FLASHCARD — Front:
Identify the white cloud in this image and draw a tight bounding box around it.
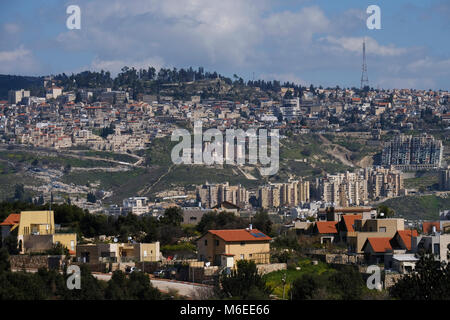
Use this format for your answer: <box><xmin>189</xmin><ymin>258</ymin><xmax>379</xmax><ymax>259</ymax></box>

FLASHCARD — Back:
<box><xmin>407</xmin><ymin>57</ymin><xmax>450</xmax><ymax>76</ymax></box>
<box><xmin>259</xmin><ymin>72</ymin><xmax>308</xmax><ymax>86</ymax></box>
<box><xmin>3</xmin><ymin>23</ymin><xmax>21</xmax><ymax>34</ymax></box>
<box><xmin>378</xmin><ymin>77</ymin><xmax>436</xmax><ymax>90</ymax></box>
<box><xmin>0</xmin><ymin>46</ymin><xmax>41</xmax><ymax>74</ymax></box>
<box><xmin>264</xmin><ymin>6</ymin><xmax>330</xmax><ymax>41</ymax></box>
<box><xmin>9</xmin><ymin>0</ymin><xmax>445</xmax><ymax>89</ymax></box>
<box><xmin>90</xmin><ymin>56</ymin><xmax>165</xmax><ymax>75</ymax></box>
<box><xmin>0</xmin><ymin>46</ymin><xmax>30</xmax><ymax>62</ymax></box>
<box><xmin>320</xmin><ymin>36</ymin><xmax>407</xmax><ymax>56</ymax></box>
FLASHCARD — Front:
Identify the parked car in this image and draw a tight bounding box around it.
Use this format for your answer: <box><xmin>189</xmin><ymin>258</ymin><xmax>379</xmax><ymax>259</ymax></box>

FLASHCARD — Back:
<box><xmin>153</xmin><ymin>270</ymin><xmax>165</xmax><ymax>278</ymax></box>
<box><xmin>164</xmin><ymin>267</ymin><xmax>177</xmax><ymax>279</ymax></box>
<box><xmin>125</xmin><ymin>266</ymin><xmax>141</xmax><ymax>274</ymax></box>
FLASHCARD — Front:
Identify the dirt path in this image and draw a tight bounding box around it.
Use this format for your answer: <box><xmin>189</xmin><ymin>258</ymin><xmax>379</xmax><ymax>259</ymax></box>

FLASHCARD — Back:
<box><xmin>138</xmin><ymin>164</ymin><xmax>175</xmax><ymax>196</ymax></box>
<box><xmin>318</xmin><ymin>134</ymin><xmax>355</xmax><ymax>167</ymax></box>
<box><xmin>237</xmin><ymin>166</ymin><xmax>257</xmax><ymax>180</ymax></box>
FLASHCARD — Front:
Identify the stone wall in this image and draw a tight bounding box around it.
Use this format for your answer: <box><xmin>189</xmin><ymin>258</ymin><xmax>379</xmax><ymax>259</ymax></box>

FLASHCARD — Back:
<box><xmin>9</xmin><ymin>255</ymin><xmax>65</xmax><ymax>270</ymax></box>
<box><xmin>307</xmin><ymin>253</ymin><xmax>365</xmax><ymax>265</ymax></box>
<box><xmin>384</xmin><ymin>273</ymin><xmax>404</xmax><ymax>289</ymax></box>
<box><xmin>188</xmin><ymin>266</ymin><xmax>219</xmax><ymax>283</ymax></box>
<box><xmin>257</xmin><ymin>263</ymin><xmax>287</xmax><ymax>275</ymax></box>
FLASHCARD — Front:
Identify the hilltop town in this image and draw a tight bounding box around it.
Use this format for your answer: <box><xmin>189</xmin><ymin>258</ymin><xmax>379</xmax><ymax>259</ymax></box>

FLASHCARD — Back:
<box><xmin>1</xmin><ymin>68</ymin><xmax>450</xmax><ymax>300</ymax></box>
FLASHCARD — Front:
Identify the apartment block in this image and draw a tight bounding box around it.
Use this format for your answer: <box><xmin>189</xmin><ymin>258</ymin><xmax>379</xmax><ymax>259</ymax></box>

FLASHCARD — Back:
<box><xmin>382</xmin><ymin>134</ymin><xmax>443</xmax><ymax>170</ymax></box>
<box><xmin>258</xmin><ymin>180</ymin><xmax>310</xmax><ymax>209</ymax></box>
<box><xmin>8</xmin><ymin>89</ymin><xmax>30</xmax><ymax>104</ymax></box>
<box><xmin>197</xmin><ymin>182</ymin><xmax>249</xmax><ymax>209</ymax></box>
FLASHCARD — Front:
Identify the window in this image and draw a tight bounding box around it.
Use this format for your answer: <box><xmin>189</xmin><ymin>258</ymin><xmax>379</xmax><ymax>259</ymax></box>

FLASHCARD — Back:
<box><xmin>144</xmin><ymin>250</ymin><xmax>147</xmax><ymax>257</ymax></box>
<box><xmin>379</xmin><ymin>227</ymin><xmax>387</xmax><ymax>232</ymax></box>
<box><xmin>249</xmin><ymin>254</ymin><xmax>253</xmax><ymax>258</ymax></box>
<box><xmin>240</xmin><ymin>242</ymin><xmax>245</xmax><ymax>246</ymax></box>
<box><xmin>215</xmin><ymin>240</ymin><xmax>219</xmax><ymax>246</ymax></box>
<box><xmin>70</xmin><ymin>240</ymin><xmax>75</xmax><ymax>251</ymax></box>
<box><xmin>240</xmin><ymin>254</ymin><xmax>244</xmax><ymax>260</ymax></box>
<box><xmin>204</xmin><ymin>240</ymin><xmax>208</xmax><ymax>246</ymax></box>
<box><xmin>434</xmin><ymin>243</ymin><xmax>440</xmax><ymax>255</ymax></box>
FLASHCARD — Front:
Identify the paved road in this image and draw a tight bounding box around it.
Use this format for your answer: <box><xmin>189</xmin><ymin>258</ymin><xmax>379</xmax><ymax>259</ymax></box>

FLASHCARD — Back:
<box><xmin>12</xmin><ymin>268</ymin><xmax>212</xmax><ymax>299</ymax></box>
<box><xmin>92</xmin><ymin>273</ymin><xmax>212</xmax><ymax>298</ymax></box>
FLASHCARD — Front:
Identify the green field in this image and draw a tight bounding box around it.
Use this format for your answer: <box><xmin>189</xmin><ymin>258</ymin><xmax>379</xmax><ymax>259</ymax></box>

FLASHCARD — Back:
<box><xmin>0</xmin><ymin>173</ymin><xmax>43</xmax><ymax>201</ymax></box>
<box><xmin>404</xmin><ymin>171</ymin><xmax>439</xmax><ymax>191</ymax></box>
<box><xmin>81</xmin><ymin>150</ymin><xmax>138</xmax><ymax>163</ymax></box>
<box><xmin>263</xmin><ymin>258</ymin><xmax>334</xmax><ymax>298</ymax></box>
<box><xmin>380</xmin><ymin>195</ymin><xmax>450</xmax><ymax>220</ymax></box>
<box><xmin>0</xmin><ymin>151</ymin><xmax>114</xmax><ymax>168</ymax></box>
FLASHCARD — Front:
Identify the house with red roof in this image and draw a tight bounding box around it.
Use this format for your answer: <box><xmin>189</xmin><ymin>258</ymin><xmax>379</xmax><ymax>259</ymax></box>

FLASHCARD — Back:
<box><xmin>197</xmin><ymin>227</ymin><xmax>271</xmax><ymax>267</ymax></box>
<box><xmin>392</xmin><ymin>230</ymin><xmax>419</xmax><ymax>251</ymax></box>
<box><xmin>361</xmin><ymin>229</ymin><xmax>423</xmax><ymax>270</ymax></box>
<box><xmin>0</xmin><ymin>213</ymin><xmax>21</xmax><ymax>240</ymax></box>
<box><xmin>313</xmin><ymin>221</ymin><xmax>338</xmax><ymax>244</ymax></box>
<box><xmin>361</xmin><ymin>237</ymin><xmax>394</xmax><ymax>264</ymax></box>
<box><xmin>337</xmin><ymin>214</ymin><xmax>362</xmax><ymax>242</ymax></box>
<box><xmin>422</xmin><ymin>221</ymin><xmax>441</xmax><ymax>234</ymax></box>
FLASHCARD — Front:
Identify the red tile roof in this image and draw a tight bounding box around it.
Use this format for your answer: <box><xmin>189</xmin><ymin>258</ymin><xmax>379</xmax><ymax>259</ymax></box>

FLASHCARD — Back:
<box><xmin>315</xmin><ymin>221</ymin><xmax>338</xmax><ymax>234</ymax></box>
<box><xmin>341</xmin><ymin>214</ymin><xmax>362</xmax><ymax>232</ymax></box>
<box><xmin>208</xmin><ymin>229</ymin><xmax>271</xmax><ymax>242</ymax></box>
<box><xmin>396</xmin><ymin>230</ymin><xmax>419</xmax><ymax>250</ymax></box>
<box><xmin>422</xmin><ymin>222</ymin><xmax>440</xmax><ymax>234</ymax></box>
<box><xmin>364</xmin><ymin>237</ymin><xmax>393</xmax><ymax>253</ymax></box>
<box><xmin>0</xmin><ymin>213</ymin><xmax>20</xmax><ymax>226</ymax></box>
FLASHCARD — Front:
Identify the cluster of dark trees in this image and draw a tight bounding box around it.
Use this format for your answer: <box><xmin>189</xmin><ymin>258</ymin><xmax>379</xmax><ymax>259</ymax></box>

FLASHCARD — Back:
<box><xmin>196</xmin><ymin>210</ymin><xmax>273</xmax><ymax>236</ymax></box>
<box><xmin>52</xmin><ymin>66</ymin><xmax>349</xmax><ymax>101</ymax></box>
<box><xmin>99</xmin><ymin>123</ymin><xmax>115</xmax><ymax>138</ymax></box>
<box><xmin>0</xmin><ymin>75</ymin><xmax>44</xmax><ymax>99</ymax></box>
<box><xmin>2</xmin><ymin>64</ymin><xmax>387</xmax><ymax>105</ymax></box>
<box><xmin>215</xmin><ymin>260</ymin><xmax>272</xmax><ymax>300</ymax></box>
<box><xmin>0</xmin><ymin>248</ymin><xmax>165</xmax><ymax>300</ymax></box>
<box><xmin>53</xmin><ymin>66</ymin><xmax>229</xmax><ymax>97</ymax></box>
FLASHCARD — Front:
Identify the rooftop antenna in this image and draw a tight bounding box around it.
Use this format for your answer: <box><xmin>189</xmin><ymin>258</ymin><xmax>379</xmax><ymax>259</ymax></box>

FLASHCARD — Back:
<box><xmin>360</xmin><ymin>38</ymin><xmax>369</xmax><ymax>90</ymax></box>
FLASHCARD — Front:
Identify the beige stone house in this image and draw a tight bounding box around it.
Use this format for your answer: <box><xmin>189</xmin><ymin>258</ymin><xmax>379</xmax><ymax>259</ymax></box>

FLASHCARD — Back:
<box><xmin>196</xmin><ymin>228</ymin><xmax>271</xmax><ymax>267</ymax></box>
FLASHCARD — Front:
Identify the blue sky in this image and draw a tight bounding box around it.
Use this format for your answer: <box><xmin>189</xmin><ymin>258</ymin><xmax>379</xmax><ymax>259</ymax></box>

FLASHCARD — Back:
<box><xmin>0</xmin><ymin>0</ymin><xmax>448</xmax><ymax>90</ymax></box>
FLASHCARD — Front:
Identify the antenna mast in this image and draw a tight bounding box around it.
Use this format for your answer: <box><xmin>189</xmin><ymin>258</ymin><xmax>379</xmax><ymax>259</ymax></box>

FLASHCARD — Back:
<box><xmin>360</xmin><ymin>38</ymin><xmax>369</xmax><ymax>89</ymax></box>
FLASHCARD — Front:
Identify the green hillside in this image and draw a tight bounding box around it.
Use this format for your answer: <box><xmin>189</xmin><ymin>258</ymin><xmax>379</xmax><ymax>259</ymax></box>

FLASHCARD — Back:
<box><xmin>380</xmin><ymin>195</ymin><xmax>450</xmax><ymax>220</ymax></box>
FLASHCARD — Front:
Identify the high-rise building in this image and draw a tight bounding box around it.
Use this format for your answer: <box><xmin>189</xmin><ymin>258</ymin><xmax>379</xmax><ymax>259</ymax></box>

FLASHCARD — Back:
<box><xmin>439</xmin><ymin>167</ymin><xmax>450</xmax><ymax>191</ymax></box>
<box><xmin>258</xmin><ymin>186</ymin><xmax>271</xmax><ymax>209</ymax></box>
<box><xmin>8</xmin><ymin>89</ymin><xmax>30</xmax><ymax>104</ymax></box>
<box><xmin>258</xmin><ymin>180</ymin><xmax>310</xmax><ymax>209</ymax></box>
<box><xmin>197</xmin><ymin>182</ymin><xmax>249</xmax><ymax>209</ymax></box>
<box><xmin>319</xmin><ymin>167</ymin><xmax>405</xmax><ymax>207</ymax></box>
<box><xmin>382</xmin><ymin>134</ymin><xmax>443</xmax><ymax>170</ymax></box>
